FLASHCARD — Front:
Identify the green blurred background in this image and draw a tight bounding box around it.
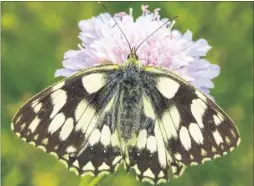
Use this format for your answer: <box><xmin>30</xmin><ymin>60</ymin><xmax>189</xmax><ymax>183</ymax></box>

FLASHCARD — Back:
<box><xmin>1</xmin><ymin>2</ymin><xmax>253</xmax><ymax>186</ymax></box>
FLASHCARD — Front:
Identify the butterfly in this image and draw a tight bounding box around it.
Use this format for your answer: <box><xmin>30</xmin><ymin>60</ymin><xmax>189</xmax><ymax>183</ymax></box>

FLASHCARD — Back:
<box><xmin>11</xmin><ymin>47</ymin><xmax>240</xmax><ymax>185</ymax></box>
<box><xmin>11</xmin><ymin>9</ymin><xmax>240</xmax><ymax>184</ymax></box>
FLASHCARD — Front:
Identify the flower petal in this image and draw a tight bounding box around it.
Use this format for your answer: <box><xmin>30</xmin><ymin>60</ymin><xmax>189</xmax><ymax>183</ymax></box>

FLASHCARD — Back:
<box><xmin>55</xmin><ymin>68</ymin><xmax>77</xmax><ymax>77</ymax></box>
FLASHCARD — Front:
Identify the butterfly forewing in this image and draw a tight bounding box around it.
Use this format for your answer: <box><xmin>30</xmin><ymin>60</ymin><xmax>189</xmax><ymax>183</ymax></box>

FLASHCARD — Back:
<box><xmin>11</xmin><ymin>64</ymin><xmax>124</xmax><ymax>176</ymax></box>
<box><xmin>143</xmin><ymin>66</ymin><xmax>240</xmax><ymax>175</ymax></box>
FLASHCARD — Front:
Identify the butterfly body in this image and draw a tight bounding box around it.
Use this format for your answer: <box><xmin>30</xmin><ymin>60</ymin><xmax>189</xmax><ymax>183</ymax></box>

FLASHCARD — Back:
<box><xmin>12</xmin><ymin>50</ymin><xmax>240</xmax><ymax>185</ymax></box>
<box><xmin>117</xmin><ymin>60</ymin><xmax>145</xmax><ymax>141</ymax></box>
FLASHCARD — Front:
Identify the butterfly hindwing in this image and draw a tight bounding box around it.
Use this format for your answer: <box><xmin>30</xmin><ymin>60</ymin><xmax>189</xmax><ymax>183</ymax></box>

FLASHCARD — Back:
<box><xmin>119</xmin><ymin>95</ymin><xmax>168</xmax><ymax>185</ymax></box>
<box><xmin>144</xmin><ymin>66</ymin><xmax>240</xmax><ymax>176</ymax></box>
<box><xmin>11</xmin><ymin>64</ymin><xmax>123</xmax><ymax>176</ymax></box>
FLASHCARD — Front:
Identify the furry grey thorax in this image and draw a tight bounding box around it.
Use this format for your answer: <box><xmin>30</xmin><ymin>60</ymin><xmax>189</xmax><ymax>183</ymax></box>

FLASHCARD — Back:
<box><xmin>117</xmin><ymin>61</ymin><xmax>144</xmax><ymax>141</ymax></box>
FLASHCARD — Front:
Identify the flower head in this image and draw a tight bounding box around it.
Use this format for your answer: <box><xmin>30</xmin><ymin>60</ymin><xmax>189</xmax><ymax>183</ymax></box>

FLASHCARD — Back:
<box><xmin>55</xmin><ymin>5</ymin><xmax>220</xmax><ymax>96</ymax></box>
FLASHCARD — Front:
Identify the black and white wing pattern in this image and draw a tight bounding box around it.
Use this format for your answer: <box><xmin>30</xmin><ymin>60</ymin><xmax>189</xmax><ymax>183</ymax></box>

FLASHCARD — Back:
<box><xmin>11</xmin><ymin>64</ymin><xmax>123</xmax><ymax>176</ymax></box>
<box><xmin>133</xmin><ymin>66</ymin><xmax>240</xmax><ymax>182</ymax></box>
<box><xmin>12</xmin><ymin>60</ymin><xmax>240</xmax><ymax>185</ymax></box>
<box><xmin>123</xmin><ymin>95</ymin><xmax>171</xmax><ymax>185</ymax></box>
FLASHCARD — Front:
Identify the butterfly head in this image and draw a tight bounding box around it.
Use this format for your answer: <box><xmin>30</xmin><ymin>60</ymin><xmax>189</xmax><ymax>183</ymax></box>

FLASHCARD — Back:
<box><xmin>126</xmin><ymin>47</ymin><xmax>139</xmax><ymax>65</ymax></box>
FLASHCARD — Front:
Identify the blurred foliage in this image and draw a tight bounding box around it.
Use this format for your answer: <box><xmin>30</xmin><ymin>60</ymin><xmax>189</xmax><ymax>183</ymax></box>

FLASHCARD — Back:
<box><xmin>1</xmin><ymin>2</ymin><xmax>253</xmax><ymax>186</ymax></box>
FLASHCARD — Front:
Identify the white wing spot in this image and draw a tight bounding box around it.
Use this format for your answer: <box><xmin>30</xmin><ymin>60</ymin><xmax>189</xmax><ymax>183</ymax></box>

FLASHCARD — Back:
<box><xmin>189</xmin><ymin>123</ymin><xmax>204</xmax><ymax>144</ymax></box>
<box><xmin>174</xmin><ymin>152</ymin><xmax>182</xmax><ymax>160</ymax></box>
<box><xmin>16</xmin><ymin>132</ymin><xmax>21</xmax><ymax>137</ymax></box>
<box><xmin>28</xmin><ymin>116</ymin><xmax>41</xmax><ymax>133</ymax></box>
<box><xmin>132</xmin><ymin>164</ymin><xmax>141</xmax><ymax>175</ymax></box>
<box><xmin>157</xmin><ymin>77</ymin><xmax>180</xmax><ymax>99</ymax></box>
<box><xmin>75</xmin><ymin>106</ymin><xmax>96</xmax><ymax>133</ymax></box>
<box><xmin>146</xmin><ymin>136</ymin><xmax>157</xmax><ymax>153</ymax></box>
<box><xmin>89</xmin><ymin>129</ymin><xmax>100</xmax><ymax>146</ymax></box>
<box><xmin>212</xmin><ymin>146</ymin><xmax>217</xmax><ymax>153</ymax></box>
<box><xmin>201</xmin><ymin>148</ymin><xmax>207</xmax><ymax>156</ymax></box>
<box><xmin>225</xmin><ymin>136</ymin><xmax>231</xmax><ymax>144</ymax></box>
<box><xmin>143</xmin><ymin>168</ymin><xmax>155</xmax><ymax>179</ymax></box>
<box><xmin>154</xmin><ymin>122</ymin><xmax>167</xmax><ymax>168</ymax></box>
<box><xmin>34</xmin><ymin>103</ymin><xmax>42</xmax><ymax>113</ymax></box>
<box><xmin>75</xmin><ymin>100</ymin><xmax>88</xmax><ymax>121</ymax></box>
<box><xmin>179</xmin><ymin>126</ymin><xmax>192</xmax><ymax>150</ymax></box>
<box><xmin>212</xmin><ymin>129</ymin><xmax>223</xmax><ymax>146</ymax></box>
<box><xmin>34</xmin><ymin>134</ymin><xmax>39</xmax><ymax>140</ymax></box>
<box><xmin>10</xmin><ymin>122</ymin><xmax>14</xmax><ymax>131</ymax></box>
<box><xmin>169</xmin><ymin>105</ymin><xmax>181</xmax><ymax>129</ymax></box>
<box><xmin>223</xmin><ymin>151</ymin><xmax>228</xmax><ymax>156</ymax></box>
<box><xmin>16</xmin><ymin>115</ymin><xmax>22</xmax><ymax>124</ymax></box>
<box><xmin>161</xmin><ymin>105</ymin><xmax>180</xmax><ymax>139</ymax></box>
<box><xmin>42</xmin><ymin>138</ymin><xmax>48</xmax><ymax>145</ymax></box>
<box><xmin>112</xmin><ymin>156</ymin><xmax>122</xmax><ymax>165</ymax></box>
<box><xmin>29</xmin><ymin>141</ymin><xmax>36</xmax><ymax>146</ymax></box>
<box><xmin>202</xmin><ymin>157</ymin><xmax>211</xmax><ymax>164</ymax></box>
<box><xmin>104</xmin><ymin>95</ymin><xmax>115</xmax><ymax>112</ymax></box>
<box><xmin>82</xmin><ymin>73</ymin><xmax>105</xmax><ymax>94</ymax></box>
<box><xmin>100</xmin><ymin>125</ymin><xmax>111</xmax><ymax>146</ymax></box>
<box><xmin>229</xmin><ymin>147</ymin><xmax>234</xmax><ymax>152</ymax></box>
<box><xmin>158</xmin><ymin>121</ymin><xmax>168</xmax><ymax>144</ymax></box>
<box><xmin>73</xmin><ymin>160</ymin><xmax>79</xmax><ymax>168</ymax></box>
<box><xmin>31</xmin><ymin>99</ymin><xmax>39</xmax><ymax>108</ymax></box>
<box><xmin>213</xmin><ymin>154</ymin><xmax>221</xmax><ymax>159</ymax></box>
<box><xmin>161</xmin><ymin>112</ymin><xmax>177</xmax><ymax>139</ymax></box>
<box><xmin>137</xmin><ymin>129</ymin><xmax>147</xmax><ymax>149</ymax></box>
<box><xmin>48</xmin><ymin>113</ymin><xmax>66</xmax><ymax>134</ymax></box>
<box><xmin>20</xmin><ymin>122</ymin><xmax>26</xmax><ymax>130</ymax></box>
<box><xmin>191</xmin><ymin>99</ymin><xmax>207</xmax><ymax>128</ymax></box>
<box><xmin>213</xmin><ymin>114</ymin><xmax>221</xmax><ymax>126</ymax></box>
<box><xmin>217</xmin><ymin>112</ymin><xmax>224</xmax><ymax>121</ymax></box>
<box><xmin>38</xmin><ymin>145</ymin><xmax>46</xmax><ymax>152</ymax></box>
<box><xmin>111</xmin><ymin>131</ymin><xmax>120</xmax><ymax>147</ymax></box>
<box><xmin>82</xmin><ymin>161</ymin><xmax>95</xmax><ymax>171</ymax></box>
<box><xmin>195</xmin><ymin>90</ymin><xmax>207</xmax><ymax>101</ymax></box>
<box><xmin>62</xmin><ymin>153</ymin><xmax>70</xmax><ymax>159</ymax></box>
<box><xmin>231</xmin><ymin>129</ymin><xmax>236</xmax><ymax>138</ymax></box>
<box><xmin>85</xmin><ymin>117</ymin><xmax>98</xmax><ymax>138</ymax></box>
<box><xmin>54</xmin><ymin>145</ymin><xmax>59</xmax><ymax>150</ymax></box>
<box><xmin>158</xmin><ymin>171</ymin><xmax>164</xmax><ymax>178</ymax></box>
<box><xmin>237</xmin><ymin>138</ymin><xmax>241</xmax><ymax>146</ymax></box>
<box><xmin>21</xmin><ymin>137</ymin><xmax>27</xmax><ymax>142</ymax></box>
<box><xmin>59</xmin><ymin>118</ymin><xmax>74</xmax><ymax>141</ymax></box>
<box><xmin>52</xmin><ymin>81</ymin><xmax>65</xmax><ymax>91</ymax></box>
<box><xmin>143</xmin><ymin>96</ymin><xmax>156</xmax><ymax>119</ymax></box>
<box><xmin>171</xmin><ymin>165</ymin><xmax>177</xmax><ymax>173</ymax></box>
<box><xmin>66</xmin><ymin>146</ymin><xmax>77</xmax><ymax>153</ymax></box>
<box><xmin>190</xmin><ymin>162</ymin><xmax>198</xmax><ymax>166</ymax></box>
<box><xmin>50</xmin><ymin>90</ymin><xmax>67</xmax><ymax>118</ymax></box>
<box><xmin>98</xmin><ymin>162</ymin><xmax>110</xmax><ymax>170</ymax></box>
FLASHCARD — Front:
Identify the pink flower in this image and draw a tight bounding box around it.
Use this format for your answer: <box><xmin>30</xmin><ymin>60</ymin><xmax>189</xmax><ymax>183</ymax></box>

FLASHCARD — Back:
<box><xmin>55</xmin><ymin>5</ymin><xmax>220</xmax><ymax>96</ymax></box>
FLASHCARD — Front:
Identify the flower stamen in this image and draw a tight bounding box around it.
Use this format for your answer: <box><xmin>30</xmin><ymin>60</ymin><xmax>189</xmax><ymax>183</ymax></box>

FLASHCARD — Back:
<box><xmin>141</xmin><ymin>5</ymin><xmax>150</xmax><ymax>16</ymax></box>
<box><xmin>129</xmin><ymin>8</ymin><xmax>133</xmax><ymax>18</ymax></box>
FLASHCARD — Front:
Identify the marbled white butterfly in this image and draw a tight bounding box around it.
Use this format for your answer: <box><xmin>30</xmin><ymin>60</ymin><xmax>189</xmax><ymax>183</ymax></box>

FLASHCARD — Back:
<box><xmin>11</xmin><ymin>9</ymin><xmax>240</xmax><ymax>185</ymax></box>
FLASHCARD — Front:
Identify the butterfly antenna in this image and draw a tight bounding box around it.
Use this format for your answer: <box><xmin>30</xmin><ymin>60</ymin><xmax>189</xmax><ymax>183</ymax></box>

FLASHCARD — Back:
<box><xmin>99</xmin><ymin>2</ymin><xmax>132</xmax><ymax>53</ymax></box>
<box><xmin>135</xmin><ymin>15</ymin><xmax>179</xmax><ymax>53</ymax></box>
